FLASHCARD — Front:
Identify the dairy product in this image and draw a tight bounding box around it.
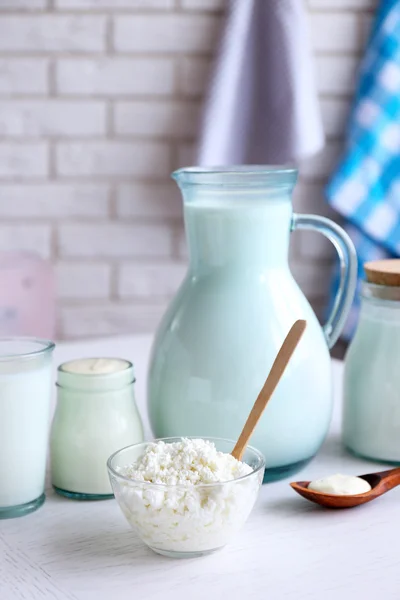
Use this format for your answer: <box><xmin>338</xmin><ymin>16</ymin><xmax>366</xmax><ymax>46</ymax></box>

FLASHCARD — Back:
<box><xmin>0</xmin><ymin>339</ymin><xmax>54</xmax><ymax>514</ymax></box>
<box><xmin>121</xmin><ymin>438</ymin><xmax>252</xmax><ymax>484</ymax></box>
<box><xmin>308</xmin><ymin>473</ymin><xmax>371</xmax><ymax>495</ymax></box>
<box><xmin>51</xmin><ymin>358</ymin><xmax>143</xmax><ymax>497</ymax></box>
<box><xmin>0</xmin><ymin>365</ymin><xmax>52</xmax><ymax>508</ymax></box>
<box><xmin>61</xmin><ymin>358</ymin><xmax>130</xmax><ymax>375</ymax></box>
<box><xmin>114</xmin><ymin>438</ymin><xmax>262</xmax><ymax>553</ymax></box>
<box><xmin>148</xmin><ymin>194</ymin><xmax>335</xmax><ymax>483</ymax></box>
<box><xmin>343</xmin><ymin>285</ymin><xmax>400</xmax><ymax>463</ymax></box>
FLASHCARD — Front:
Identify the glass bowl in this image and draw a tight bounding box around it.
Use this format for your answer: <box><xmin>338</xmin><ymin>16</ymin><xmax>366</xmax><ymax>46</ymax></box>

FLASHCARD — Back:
<box><xmin>107</xmin><ymin>437</ymin><xmax>265</xmax><ymax>559</ymax></box>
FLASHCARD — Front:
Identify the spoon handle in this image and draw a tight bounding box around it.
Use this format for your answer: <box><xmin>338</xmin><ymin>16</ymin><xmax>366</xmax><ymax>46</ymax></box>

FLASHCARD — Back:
<box><xmin>231</xmin><ymin>319</ymin><xmax>306</xmax><ymax>461</ymax></box>
<box><xmin>370</xmin><ymin>467</ymin><xmax>400</xmax><ymax>492</ymax></box>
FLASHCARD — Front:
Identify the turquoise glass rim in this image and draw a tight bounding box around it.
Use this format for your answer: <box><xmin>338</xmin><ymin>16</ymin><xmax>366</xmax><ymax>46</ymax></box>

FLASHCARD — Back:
<box><xmin>172</xmin><ymin>165</ymin><xmax>298</xmax><ymax>188</ymax></box>
<box><xmin>0</xmin><ymin>337</ymin><xmax>55</xmax><ymax>362</ymax></box>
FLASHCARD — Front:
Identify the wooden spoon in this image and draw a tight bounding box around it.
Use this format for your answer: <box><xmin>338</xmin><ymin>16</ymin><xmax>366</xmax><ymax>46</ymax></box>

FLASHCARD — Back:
<box><xmin>291</xmin><ymin>467</ymin><xmax>400</xmax><ymax>509</ymax></box>
<box><xmin>231</xmin><ymin>319</ymin><xmax>306</xmax><ymax>461</ymax></box>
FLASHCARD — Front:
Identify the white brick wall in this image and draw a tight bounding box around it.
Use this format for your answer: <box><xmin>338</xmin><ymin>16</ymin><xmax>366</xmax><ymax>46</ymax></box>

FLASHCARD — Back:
<box><xmin>0</xmin><ymin>16</ymin><xmax>107</xmax><ymax>52</ymax></box>
<box><xmin>0</xmin><ymin>0</ymin><xmax>46</xmax><ymax>9</ymax></box>
<box><xmin>0</xmin><ymin>59</ymin><xmax>48</xmax><ymax>94</ymax></box>
<box><xmin>320</xmin><ymin>98</ymin><xmax>351</xmax><ymax>137</ymax></box>
<box><xmin>178</xmin><ymin>58</ymin><xmax>212</xmax><ymax>96</ymax></box>
<box><xmin>0</xmin><ymin>101</ymin><xmax>106</xmax><ymax>137</ymax></box>
<box><xmin>55</xmin><ymin>0</ymin><xmax>174</xmax><ymax>9</ymax></box>
<box><xmin>0</xmin><ymin>224</ymin><xmax>51</xmax><ymax>258</ymax></box>
<box><xmin>56</xmin><ymin>263</ymin><xmax>111</xmax><ymax>300</ymax></box>
<box><xmin>0</xmin><ymin>143</ymin><xmax>48</xmax><ymax>178</ymax></box>
<box><xmin>180</xmin><ymin>0</ymin><xmax>224</xmax><ymax>9</ymax></box>
<box><xmin>299</xmin><ymin>141</ymin><xmax>343</xmax><ymax>179</ymax></box>
<box><xmin>0</xmin><ymin>184</ymin><xmax>109</xmax><ymax>217</ymax></box>
<box><xmin>315</xmin><ymin>56</ymin><xmax>359</xmax><ymax>94</ymax></box>
<box><xmin>114</xmin><ymin>14</ymin><xmax>221</xmax><ymax>53</ymax></box>
<box><xmin>59</xmin><ymin>304</ymin><xmax>167</xmax><ymax>338</ymax></box>
<box><xmin>118</xmin><ymin>262</ymin><xmax>186</xmax><ymax>298</ymax></box>
<box><xmin>114</xmin><ymin>101</ymin><xmax>200</xmax><ymax>138</ymax></box>
<box><xmin>116</xmin><ymin>182</ymin><xmax>181</xmax><ymax>218</ymax></box>
<box><xmin>58</xmin><ymin>223</ymin><xmax>174</xmax><ymax>258</ymax></box>
<box><xmin>0</xmin><ymin>0</ymin><xmax>377</xmax><ymax>339</ymax></box>
<box><xmin>56</xmin><ymin>141</ymin><xmax>171</xmax><ymax>177</ymax></box>
<box><xmin>57</xmin><ymin>58</ymin><xmax>175</xmax><ymax>96</ymax></box>
<box><xmin>309</xmin><ymin>0</ymin><xmax>376</xmax><ymax>8</ymax></box>
<box><xmin>309</xmin><ymin>13</ymin><xmax>361</xmax><ymax>52</ymax></box>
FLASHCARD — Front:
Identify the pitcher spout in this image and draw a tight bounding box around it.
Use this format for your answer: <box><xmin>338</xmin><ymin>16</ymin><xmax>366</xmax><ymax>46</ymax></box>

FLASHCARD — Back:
<box><xmin>173</xmin><ymin>166</ymin><xmax>297</xmax><ymax>271</ymax></box>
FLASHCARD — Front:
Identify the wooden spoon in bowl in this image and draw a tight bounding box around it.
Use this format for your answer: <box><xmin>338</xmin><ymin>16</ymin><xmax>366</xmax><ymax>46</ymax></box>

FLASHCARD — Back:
<box><xmin>291</xmin><ymin>467</ymin><xmax>400</xmax><ymax>509</ymax></box>
<box><xmin>231</xmin><ymin>319</ymin><xmax>306</xmax><ymax>461</ymax></box>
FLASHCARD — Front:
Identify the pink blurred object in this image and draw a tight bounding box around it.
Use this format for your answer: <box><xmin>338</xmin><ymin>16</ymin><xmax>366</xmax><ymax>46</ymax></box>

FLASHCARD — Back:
<box><xmin>0</xmin><ymin>252</ymin><xmax>55</xmax><ymax>339</ymax></box>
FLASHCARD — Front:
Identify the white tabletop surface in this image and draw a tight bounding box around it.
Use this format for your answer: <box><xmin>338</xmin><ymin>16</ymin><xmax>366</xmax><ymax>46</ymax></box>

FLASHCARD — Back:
<box><xmin>1</xmin><ymin>335</ymin><xmax>399</xmax><ymax>600</ymax></box>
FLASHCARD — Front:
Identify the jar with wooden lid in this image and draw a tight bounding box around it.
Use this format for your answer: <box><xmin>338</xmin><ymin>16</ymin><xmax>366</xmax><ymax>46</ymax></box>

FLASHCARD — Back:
<box><xmin>343</xmin><ymin>259</ymin><xmax>400</xmax><ymax>462</ymax></box>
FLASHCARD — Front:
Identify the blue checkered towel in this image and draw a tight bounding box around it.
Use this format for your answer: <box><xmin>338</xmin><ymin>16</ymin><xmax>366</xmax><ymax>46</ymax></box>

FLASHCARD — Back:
<box><xmin>326</xmin><ymin>0</ymin><xmax>400</xmax><ymax>340</ymax></box>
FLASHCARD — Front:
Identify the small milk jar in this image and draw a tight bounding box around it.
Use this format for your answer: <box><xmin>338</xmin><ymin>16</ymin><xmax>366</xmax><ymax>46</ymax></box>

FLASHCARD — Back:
<box><xmin>343</xmin><ymin>260</ymin><xmax>400</xmax><ymax>463</ymax></box>
<box><xmin>50</xmin><ymin>358</ymin><xmax>144</xmax><ymax>499</ymax></box>
<box><xmin>0</xmin><ymin>338</ymin><xmax>54</xmax><ymax>519</ymax></box>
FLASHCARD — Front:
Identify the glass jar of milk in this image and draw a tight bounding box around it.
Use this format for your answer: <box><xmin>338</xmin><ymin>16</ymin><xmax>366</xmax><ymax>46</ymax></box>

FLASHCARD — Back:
<box><xmin>343</xmin><ymin>260</ymin><xmax>400</xmax><ymax>462</ymax></box>
<box><xmin>0</xmin><ymin>338</ymin><xmax>55</xmax><ymax>519</ymax></box>
<box><xmin>50</xmin><ymin>358</ymin><xmax>144</xmax><ymax>499</ymax></box>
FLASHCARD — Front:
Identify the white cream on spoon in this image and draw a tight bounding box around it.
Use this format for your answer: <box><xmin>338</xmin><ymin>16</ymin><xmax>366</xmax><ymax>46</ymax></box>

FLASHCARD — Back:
<box><xmin>308</xmin><ymin>473</ymin><xmax>372</xmax><ymax>496</ymax></box>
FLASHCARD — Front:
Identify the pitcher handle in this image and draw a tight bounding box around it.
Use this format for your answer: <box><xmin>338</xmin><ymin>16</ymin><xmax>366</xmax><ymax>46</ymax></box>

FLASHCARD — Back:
<box><xmin>291</xmin><ymin>213</ymin><xmax>357</xmax><ymax>349</ymax></box>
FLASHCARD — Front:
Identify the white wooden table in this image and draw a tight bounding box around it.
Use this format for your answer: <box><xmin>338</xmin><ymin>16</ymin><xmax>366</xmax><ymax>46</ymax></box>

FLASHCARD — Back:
<box><xmin>1</xmin><ymin>335</ymin><xmax>400</xmax><ymax>600</ymax></box>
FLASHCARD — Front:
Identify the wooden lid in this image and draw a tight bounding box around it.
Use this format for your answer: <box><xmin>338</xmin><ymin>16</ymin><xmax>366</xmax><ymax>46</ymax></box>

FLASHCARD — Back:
<box><xmin>364</xmin><ymin>259</ymin><xmax>400</xmax><ymax>286</ymax></box>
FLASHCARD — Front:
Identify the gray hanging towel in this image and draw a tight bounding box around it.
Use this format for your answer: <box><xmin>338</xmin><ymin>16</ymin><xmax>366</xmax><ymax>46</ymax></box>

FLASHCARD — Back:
<box><xmin>197</xmin><ymin>0</ymin><xmax>324</xmax><ymax>165</ymax></box>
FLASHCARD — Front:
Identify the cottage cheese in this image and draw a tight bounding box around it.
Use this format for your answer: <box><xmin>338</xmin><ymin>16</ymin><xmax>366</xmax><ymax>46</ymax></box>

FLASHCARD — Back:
<box><xmin>115</xmin><ymin>438</ymin><xmax>262</xmax><ymax>553</ymax></box>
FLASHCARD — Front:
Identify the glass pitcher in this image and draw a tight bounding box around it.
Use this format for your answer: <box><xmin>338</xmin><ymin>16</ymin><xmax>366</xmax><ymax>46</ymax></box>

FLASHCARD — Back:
<box><xmin>148</xmin><ymin>166</ymin><xmax>357</xmax><ymax>481</ymax></box>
